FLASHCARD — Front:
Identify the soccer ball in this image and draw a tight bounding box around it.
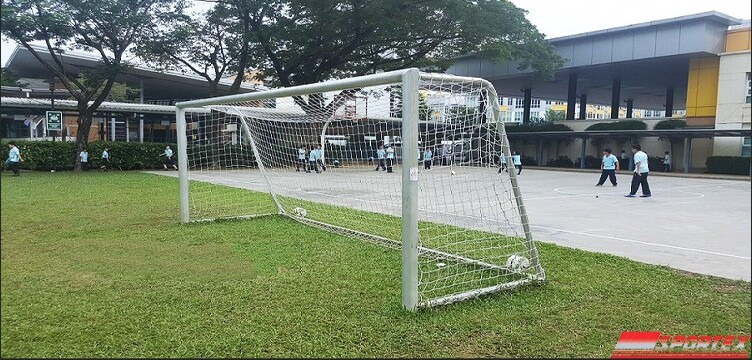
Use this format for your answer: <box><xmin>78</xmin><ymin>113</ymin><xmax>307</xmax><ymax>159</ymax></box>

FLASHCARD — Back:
<box><xmin>505</xmin><ymin>254</ymin><xmax>530</xmax><ymax>273</ymax></box>
<box><xmin>292</xmin><ymin>207</ymin><xmax>307</xmax><ymax>218</ymax></box>
<box><xmin>436</xmin><ymin>262</ymin><xmax>447</xmax><ymax>269</ymax></box>
<box><xmin>450</xmin><ymin>170</ymin><xmax>456</xmax><ymax>175</ymax></box>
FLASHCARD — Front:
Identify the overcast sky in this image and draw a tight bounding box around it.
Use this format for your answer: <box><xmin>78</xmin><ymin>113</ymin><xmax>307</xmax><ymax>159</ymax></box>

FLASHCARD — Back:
<box><xmin>2</xmin><ymin>0</ymin><xmax>750</xmax><ymax>67</ymax></box>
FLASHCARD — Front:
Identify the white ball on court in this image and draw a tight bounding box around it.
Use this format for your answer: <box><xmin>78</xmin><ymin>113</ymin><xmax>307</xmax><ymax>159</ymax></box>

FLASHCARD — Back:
<box><xmin>50</xmin><ymin>170</ymin><xmax>55</xmax><ymax>173</ymax></box>
<box><xmin>505</xmin><ymin>254</ymin><xmax>530</xmax><ymax>272</ymax></box>
<box><xmin>450</xmin><ymin>170</ymin><xmax>456</xmax><ymax>175</ymax></box>
<box><xmin>436</xmin><ymin>262</ymin><xmax>447</xmax><ymax>268</ymax></box>
<box><xmin>292</xmin><ymin>207</ymin><xmax>307</xmax><ymax>218</ymax></box>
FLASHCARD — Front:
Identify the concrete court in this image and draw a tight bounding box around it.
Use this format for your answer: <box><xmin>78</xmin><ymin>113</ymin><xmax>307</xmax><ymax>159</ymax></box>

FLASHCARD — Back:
<box><xmin>153</xmin><ymin>167</ymin><xmax>751</xmax><ymax>281</ymax></box>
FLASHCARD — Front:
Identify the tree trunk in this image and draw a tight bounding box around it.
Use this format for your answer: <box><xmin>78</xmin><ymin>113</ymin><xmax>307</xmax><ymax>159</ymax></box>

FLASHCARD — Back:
<box><xmin>74</xmin><ymin>108</ymin><xmax>94</xmax><ymax>171</ymax></box>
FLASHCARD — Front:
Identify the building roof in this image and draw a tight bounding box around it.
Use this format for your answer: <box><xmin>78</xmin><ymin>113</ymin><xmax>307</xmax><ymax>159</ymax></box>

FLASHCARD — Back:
<box><xmin>4</xmin><ymin>44</ymin><xmax>266</xmax><ymax>101</ymax></box>
<box><xmin>0</xmin><ymin>96</ymin><xmax>209</xmax><ymax>115</ymax></box>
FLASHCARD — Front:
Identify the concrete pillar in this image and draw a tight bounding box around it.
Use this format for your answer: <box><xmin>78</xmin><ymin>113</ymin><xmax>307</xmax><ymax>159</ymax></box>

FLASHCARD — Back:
<box><xmin>110</xmin><ymin>114</ymin><xmax>116</xmax><ymax>141</ymax></box>
<box><xmin>611</xmin><ymin>78</ymin><xmax>621</xmax><ymax>119</ymax></box>
<box><xmin>537</xmin><ymin>138</ymin><xmax>544</xmax><ymax>166</ymax></box>
<box><xmin>578</xmin><ymin>94</ymin><xmax>587</xmax><ymax>120</ymax></box>
<box><xmin>683</xmin><ymin>137</ymin><xmax>692</xmax><ymax>173</ymax></box>
<box><xmin>580</xmin><ymin>137</ymin><xmax>587</xmax><ymax>169</ymax></box>
<box><xmin>522</xmin><ymin>88</ymin><xmax>532</xmax><ymax>124</ymax></box>
<box><xmin>665</xmin><ymin>87</ymin><xmax>674</xmax><ymax>117</ymax></box>
<box><xmin>125</xmin><ymin>118</ymin><xmax>130</xmax><ymax>142</ymax></box>
<box><xmin>626</xmin><ymin>100</ymin><xmax>633</xmax><ymax>118</ymax></box>
<box><xmin>567</xmin><ymin>73</ymin><xmax>577</xmax><ymax>120</ymax></box>
<box><xmin>139</xmin><ymin>78</ymin><xmax>145</xmax><ymax>143</ymax></box>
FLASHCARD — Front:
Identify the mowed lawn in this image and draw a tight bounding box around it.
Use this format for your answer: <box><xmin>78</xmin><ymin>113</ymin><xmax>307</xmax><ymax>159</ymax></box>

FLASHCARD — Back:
<box><xmin>1</xmin><ymin>172</ymin><xmax>749</xmax><ymax>358</ymax></box>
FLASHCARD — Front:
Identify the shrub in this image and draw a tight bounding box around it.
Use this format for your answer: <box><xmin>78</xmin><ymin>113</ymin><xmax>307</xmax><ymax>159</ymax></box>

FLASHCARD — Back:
<box><xmin>520</xmin><ymin>155</ymin><xmax>537</xmax><ymax>166</ymax></box>
<box><xmin>504</xmin><ymin>123</ymin><xmax>573</xmax><ymax>132</ymax></box>
<box><xmin>573</xmin><ymin>155</ymin><xmax>602</xmax><ymax>169</ymax></box>
<box><xmin>585</xmin><ymin>121</ymin><xmax>647</xmax><ymax>131</ymax></box>
<box><xmin>1</xmin><ymin>141</ymin><xmax>177</xmax><ymax>171</ymax></box>
<box><xmin>653</xmin><ymin>119</ymin><xmax>687</xmax><ymax>130</ymax></box>
<box><xmin>547</xmin><ymin>155</ymin><xmax>574</xmax><ymax>168</ymax></box>
<box><xmin>706</xmin><ymin>156</ymin><xmax>751</xmax><ymax>175</ymax></box>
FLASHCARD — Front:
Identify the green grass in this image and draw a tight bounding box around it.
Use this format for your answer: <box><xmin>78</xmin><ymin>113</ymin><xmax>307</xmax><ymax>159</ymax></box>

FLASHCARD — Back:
<box><xmin>1</xmin><ymin>172</ymin><xmax>750</xmax><ymax>358</ymax></box>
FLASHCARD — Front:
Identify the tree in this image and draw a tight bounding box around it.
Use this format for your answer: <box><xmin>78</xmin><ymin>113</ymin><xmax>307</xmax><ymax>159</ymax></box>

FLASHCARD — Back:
<box><xmin>135</xmin><ymin>1</ymin><xmax>251</xmax><ymax>97</ymax></box>
<box><xmin>544</xmin><ymin>108</ymin><xmax>566</xmax><ymax>121</ymax></box>
<box><xmin>229</xmin><ymin>0</ymin><xmax>563</xmax><ymax>114</ymax></box>
<box><xmin>1</xmin><ymin>68</ymin><xmax>20</xmax><ymax>86</ymax></box>
<box><xmin>1</xmin><ymin>0</ymin><xmax>183</xmax><ymax>170</ymax></box>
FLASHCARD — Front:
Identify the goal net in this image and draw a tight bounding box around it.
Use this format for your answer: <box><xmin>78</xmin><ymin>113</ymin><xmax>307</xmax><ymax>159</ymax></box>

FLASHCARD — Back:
<box><xmin>176</xmin><ymin>69</ymin><xmax>544</xmax><ymax>310</ymax></box>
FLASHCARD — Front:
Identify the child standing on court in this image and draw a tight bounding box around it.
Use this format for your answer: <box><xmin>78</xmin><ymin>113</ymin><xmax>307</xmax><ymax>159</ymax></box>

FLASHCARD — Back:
<box><xmin>662</xmin><ymin>151</ymin><xmax>671</xmax><ymax>172</ymax></box>
<box><xmin>374</xmin><ymin>145</ymin><xmax>386</xmax><ymax>171</ymax></box>
<box><xmin>596</xmin><ymin>148</ymin><xmax>619</xmax><ymax>186</ymax></box>
<box><xmin>386</xmin><ymin>145</ymin><xmax>395</xmax><ymax>173</ymax></box>
<box><xmin>625</xmin><ymin>143</ymin><xmax>651</xmax><ymax>198</ymax></box>
<box><xmin>307</xmin><ymin>144</ymin><xmax>320</xmax><ymax>173</ymax></box>
<box><xmin>423</xmin><ymin>147</ymin><xmax>433</xmax><ymax>170</ymax></box>
<box><xmin>512</xmin><ymin>151</ymin><xmax>522</xmax><ymax>175</ymax></box>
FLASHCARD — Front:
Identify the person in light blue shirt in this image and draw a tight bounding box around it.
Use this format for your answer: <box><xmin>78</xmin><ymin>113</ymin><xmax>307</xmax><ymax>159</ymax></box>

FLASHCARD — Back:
<box><xmin>307</xmin><ymin>144</ymin><xmax>320</xmax><ymax>173</ymax></box>
<box><xmin>511</xmin><ymin>151</ymin><xmax>522</xmax><ymax>175</ymax></box>
<box><xmin>374</xmin><ymin>145</ymin><xmax>386</xmax><ymax>171</ymax></box>
<box><xmin>79</xmin><ymin>148</ymin><xmax>90</xmax><ymax>171</ymax></box>
<box><xmin>596</xmin><ymin>147</ymin><xmax>620</xmax><ymax>186</ymax></box>
<box><xmin>625</xmin><ymin>143</ymin><xmax>651</xmax><ymax>198</ymax></box>
<box><xmin>99</xmin><ymin>147</ymin><xmax>110</xmax><ymax>171</ymax></box>
<box><xmin>160</xmin><ymin>146</ymin><xmax>178</xmax><ymax>170</ymax></box>
<box><xmin>662</xmin><ymin>151</ymin><xmax>671</xmax><ymax>172</ymax></box>
<box><xmin>315</xmin><ymin>144</ymin><xmax>327</xmax><ymax>171</ymax></box>
<box><xmin>423</xmin><ymin>148</ymin><xmax>433</xmax><ymax>170</ymax></box>
<box><xmin>497</xmin><ymin>151</ymin><xmax>508</xmax><ymax>173</ymax></box>
<box><xmin>296</xmin><ymin>145</ymin><xmax>306</xmax><ymax>172</ymax></box>
<box><xmin>6</xmin><ymin>142</ymin><xmax>22</xmax><ymax>176</ymax></box>
<box><xmin>385</xmin><ymin>145</ymin><xmax>395</xmax><ymax>173</ymax></box>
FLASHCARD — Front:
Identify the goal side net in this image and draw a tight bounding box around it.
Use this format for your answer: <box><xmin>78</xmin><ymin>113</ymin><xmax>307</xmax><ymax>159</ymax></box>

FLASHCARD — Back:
<box><xmin>175</xmin><ymin>69</ymin><xmax>544</xmax><ymax>310</ymax></box>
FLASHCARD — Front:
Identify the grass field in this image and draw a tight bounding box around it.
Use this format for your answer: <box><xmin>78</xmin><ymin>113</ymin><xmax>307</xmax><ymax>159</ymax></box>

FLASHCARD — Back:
<box><xmin>1</xmin><ymin>171</ymin><xmax>750</xmax><ymax>357</ymax></box>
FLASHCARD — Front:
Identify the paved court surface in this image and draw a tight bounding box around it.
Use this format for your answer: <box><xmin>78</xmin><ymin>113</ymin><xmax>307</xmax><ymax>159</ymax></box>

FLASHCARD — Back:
<box><xmin>152</xmin><ymin>167</ymin><xmax>751</xmax><ymax>281</ymax></box>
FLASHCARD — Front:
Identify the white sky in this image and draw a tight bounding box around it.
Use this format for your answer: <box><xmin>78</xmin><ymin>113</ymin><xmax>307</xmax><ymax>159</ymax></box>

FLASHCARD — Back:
<box><xmin>1</xmin><ymin>0</ymin><xmax>750</xmax><ymax>67</ymax></box>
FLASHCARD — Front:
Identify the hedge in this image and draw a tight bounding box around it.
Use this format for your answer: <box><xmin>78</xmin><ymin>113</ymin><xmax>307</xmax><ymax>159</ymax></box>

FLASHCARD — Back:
<box><xmin>547</xmin><ymin>155</ymin><xmax>575</xmax><ymax>168</ymax></box>
<box><xmin>706</xmin><ymin>156</ymin><xmax>751</xmax><ymax>175</ymax></box>
<box><xmin>653</xmin><ymin>119</ymin><xmax>687</xmax><ymax>130</ymax></box>
<box><xmin>505</xmin><ymin>123</ymin><xmax>573</xmax><ymax>132</ymax></box>
<box><xmin>585</xmin><ymin>121</ymin><xmax>647</xmax><ymax>131</ymax></box>
<box><xmin>1</xmin><ymin>141</ymin><xmax>260</xmax><ymax>171</ymax></box>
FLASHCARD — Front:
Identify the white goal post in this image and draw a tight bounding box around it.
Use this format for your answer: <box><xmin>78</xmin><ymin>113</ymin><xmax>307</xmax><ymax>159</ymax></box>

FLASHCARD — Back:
<box><xmin>175</xmin><ymin>68</ymin><xmax>544</xmax><ymax>310</ymax></box>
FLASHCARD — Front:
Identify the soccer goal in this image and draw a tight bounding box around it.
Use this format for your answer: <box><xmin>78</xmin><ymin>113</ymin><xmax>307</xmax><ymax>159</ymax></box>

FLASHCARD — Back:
<box><xmin>175</xmin><ymin>68</ymin><xmax>544</xmax><ymax>310</ymax></box>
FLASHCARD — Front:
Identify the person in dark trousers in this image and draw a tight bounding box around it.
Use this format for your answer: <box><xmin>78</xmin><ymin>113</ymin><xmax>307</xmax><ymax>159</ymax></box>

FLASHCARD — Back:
<box><xmin>374</xmin><ymin>145</ymin><xmax>386</xmax><ymax>171</ymax></box>
<box><xmin>625</xmin><ymin>143</ymin><xmax>651</xmax><ymax>198</ymax></box>
<box><xmin>99</xmin><ymin>147</ymin><xmax>111</xmax><ymax>171</ymax></box>
<box><xmin>79</xmin><ymin>148</ymin><xmax>90</xmax><ymax>171</ymax></box>
<box><xmin>596</xmin><ymin>148</ymin><xmax>619</xmax><ymax>186</ymax></box>
<box><xmin>5</xmin><ymin>142</ymin><xmax>22</xmax><ymax>176</ymax></box>
<box><xmin>307</xmin><ymin>144</ymin><xmax>320</xmax><ymax>173</ymax></box>
<box><xmin>423</xmin><ymin>147</ymin><xmax>433</xmax><ymax>170</ymax></box>
<box><xmin>296</xmin><ymin>145</ymin><xmax>306</xmax><ymax>172</ymax></box>
<box><xmin>511</xmin><ymin>151</ymin><xmax>522</xmax><ymax>175</ymax></box>
<box><xmin>160</xmin><ymin>146</ymin><xmax>178</xmax><ymax>170</ymax></box>
<box><xmin>315</xmin><ymin>144</ymin><xmax>327</xmax><ymax>171</ymax></box>
<box><xmin>385</xmin><ymin>145</ymin><xmax>395</xmax><ymax>173</ymax></box>
<box><xmin>619</xmin><ymin>150</ymin><xmax>629</xmax><ymax>171</ymax></box>
<box><xmin>662</xmin><ymin>151</ymin><xmax>671</xmax><ymax>172</ymax></box>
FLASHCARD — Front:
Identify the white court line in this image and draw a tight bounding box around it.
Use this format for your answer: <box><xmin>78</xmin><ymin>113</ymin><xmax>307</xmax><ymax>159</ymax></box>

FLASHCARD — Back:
<box><xmin>530</xmin><ymin>225</ymin><xmax>751</xmax><ymax>260</ymax></box>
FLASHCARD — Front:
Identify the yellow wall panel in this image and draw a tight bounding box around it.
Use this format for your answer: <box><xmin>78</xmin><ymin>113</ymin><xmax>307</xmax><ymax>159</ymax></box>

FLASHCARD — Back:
<box><xmin>685</xmin><ymin>57</ymin><xmax>719</xmax><ymax>118</ymax></box>
<box><xmin>725</xmin><ymin>29</ymin><xmax>752</xmax><ymax>52</ymax></box>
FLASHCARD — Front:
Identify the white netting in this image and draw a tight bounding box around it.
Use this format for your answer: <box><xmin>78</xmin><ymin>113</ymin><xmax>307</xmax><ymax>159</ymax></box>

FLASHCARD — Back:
<box><xmin>179</xmin><ymin>72</ymin><xmax>544</xmax><ymax>308</ymax></box>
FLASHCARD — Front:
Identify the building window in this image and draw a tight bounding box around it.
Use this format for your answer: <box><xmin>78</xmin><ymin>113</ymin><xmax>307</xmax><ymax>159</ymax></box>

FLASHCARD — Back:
<box><xmin>513</xmin><ymin>98</ymin><xmax>523</xmax><ymax>109</ymax></box>
<box><xmin>746</xmin><ymin>73</ymin><xmax>751</xmax><ymax>104</ymax></box>
<box><xmin>531</xmin><ymin>99</ymin><xmax>541</xmax><ymax>108</ymax></box>
<box><xmin>742</xmin><ymin>137</ymin><xmax>751</xmax><ymax>157</ymax></box>
<box><xmin>513</xmin><ymin>112</ymin><xmax>523</xmax><ymax>122</ymax></box>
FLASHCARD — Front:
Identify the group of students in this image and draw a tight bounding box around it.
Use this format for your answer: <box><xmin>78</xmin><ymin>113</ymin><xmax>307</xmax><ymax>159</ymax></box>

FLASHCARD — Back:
<box><xmin>497</xmin><ymin>151</ymin><xmax>523</xmax><ymax>175</ymax></box>
<box><xmin>296</xmin><ymin>144</ymin><xmax>327</xmax><ymax>173</ymax></box>
<box><xmin>596</xmin><ymin>144</ymin><xmax>655</xmax><ymax>198</ymax></box>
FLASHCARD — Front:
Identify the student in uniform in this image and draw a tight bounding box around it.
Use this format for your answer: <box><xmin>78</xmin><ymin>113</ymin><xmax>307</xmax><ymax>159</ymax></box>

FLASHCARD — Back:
<box><xmin>423</xmin><ymin>147</ymin><xmax>433</xmax><ymax>170</ymax></box>
<box><xmin>596</xmin><ymin>147</ymin><xmax>619</xmax><ymax>186</ymax></box>
<box><xmin>625</xmin><ymin>143</ymin><xmax>651</xmax><ymax>198</ymax></box>
<box><xmin>511</xmin><ymin>151</ymin><xmax>522</xmax><ymax>175</ymax></box>
<box><xmin>161</xmin><ymin>146</ymin><xmax>178</xmax><ymax>170</ymax></box>
<box><xmin>619</xmin><ymin>150</ymin><xmax>629</xmax><ymax>171</ymax></box>
<box><xmin>662</xmin><ymin>151</ymin><xmax>671</xmax><ymax>172</ymax></box>
<box><xmin>5</xmin><ymin>142</ymin><xmax>22</xmax><ymax>176</ymax></box>
<box><xmin>79</xmin><ymin>148</ymin><xmax>90</xmax><ymax>171</ymax></box>
<box><xmin>385</xmin><ymin>145</ymin><xmax>395</xmax><ymax>173</ymax></box>
<box><xmin>307</xmin><ymin>145</ymin><xmax>320</xmax><ymax>173</ymax></box>
<box><xmin>374</xmin><ymin>145</ymin><xmax>386</xmax><ymax>171</ymax></box>
<box><xmin>498</xmin><ymin>152</ymin><xmax>507</xmax><ymax>173</ymax></box>
<box><xmin>296</xmin><ymin>145</ymin><xmax>306</xmax><ymax>172</ymax></box>
<box><xmin>315</xmin><ymin>144</ymin><xmax>326</xmax><ymax>171</ymax></box>
<box><xmin>100</xmin><ymin>147</ymin><xmax>111</xmax><ymax>171</ymax></box>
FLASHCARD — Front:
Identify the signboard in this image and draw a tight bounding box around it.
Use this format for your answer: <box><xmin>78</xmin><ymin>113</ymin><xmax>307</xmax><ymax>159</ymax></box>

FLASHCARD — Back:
<box><xmin>46</xmin><ymin>111</ymin><xmax>63</xmax><ymax>131</ymax></box>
